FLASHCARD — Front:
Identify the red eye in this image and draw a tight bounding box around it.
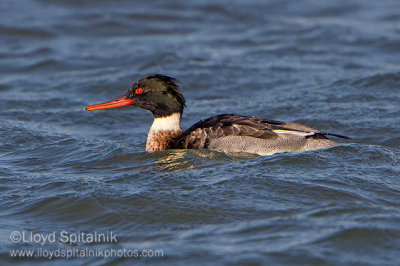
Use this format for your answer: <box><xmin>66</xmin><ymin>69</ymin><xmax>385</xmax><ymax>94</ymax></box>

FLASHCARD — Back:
<box><xmin>136</xmin><ymin>88</ymin><xmax>143</xmax><ymax>94</ymax></box>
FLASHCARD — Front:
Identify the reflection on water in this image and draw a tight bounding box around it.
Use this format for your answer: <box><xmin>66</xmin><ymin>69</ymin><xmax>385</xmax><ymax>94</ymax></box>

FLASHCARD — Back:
<box><xmin>156</xmin><ymin>150</ymin><xmax>196</xmax><ymax>172</ymax></box>
<box><xmin>154</xmin><ymin>149</ymin><xmax>260</xmax><ymax>172</ymax></box>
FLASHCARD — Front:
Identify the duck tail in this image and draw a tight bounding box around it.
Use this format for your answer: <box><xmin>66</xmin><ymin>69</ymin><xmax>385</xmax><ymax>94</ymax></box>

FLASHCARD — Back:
<box><xmin>307</xmin><ymin>132</ymin><xmax>350</xmax><ymax>139</ymax></box>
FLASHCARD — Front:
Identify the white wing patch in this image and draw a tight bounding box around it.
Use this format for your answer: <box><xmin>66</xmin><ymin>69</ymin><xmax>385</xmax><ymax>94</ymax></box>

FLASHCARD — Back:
<box><xmin>272</xmin><ymin>129</ymin><xmax>315</xmax><ymax>137</ymax></box>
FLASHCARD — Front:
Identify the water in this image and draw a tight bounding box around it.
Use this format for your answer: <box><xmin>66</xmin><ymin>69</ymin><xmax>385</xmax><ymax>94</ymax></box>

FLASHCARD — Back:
<box><xmin>1</xmin><ymin>0</ymin><xmax>400</xmax><ymax>265</ymax></box>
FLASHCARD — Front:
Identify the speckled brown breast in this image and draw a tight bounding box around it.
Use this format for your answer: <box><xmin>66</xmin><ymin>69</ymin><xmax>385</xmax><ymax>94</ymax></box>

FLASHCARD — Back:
<box><xmin>146</xmin><ymin>130</ymin><xmax>183</xmax><ymax>151</ymax></box>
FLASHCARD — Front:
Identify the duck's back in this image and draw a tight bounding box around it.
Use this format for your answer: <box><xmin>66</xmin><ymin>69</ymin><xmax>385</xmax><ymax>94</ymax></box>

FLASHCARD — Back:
<box><xmin>173</xmin><ymin>114</ymin><xmax>339</xmax><ymax>155</ymax></box>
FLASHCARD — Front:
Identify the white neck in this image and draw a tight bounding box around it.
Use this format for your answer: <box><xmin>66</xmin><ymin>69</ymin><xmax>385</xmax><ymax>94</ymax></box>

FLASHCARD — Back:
<box><xmin>149</xmin><ymin>112</ymin><xmax>182</xmax><ymax>132</ymax></box>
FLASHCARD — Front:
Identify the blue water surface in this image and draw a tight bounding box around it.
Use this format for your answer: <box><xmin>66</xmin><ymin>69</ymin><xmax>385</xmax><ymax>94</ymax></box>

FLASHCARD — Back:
<box><xmin>1</xmin><ymin>0</ymin><xmax>400</xmax><ymax>265</ymax></box>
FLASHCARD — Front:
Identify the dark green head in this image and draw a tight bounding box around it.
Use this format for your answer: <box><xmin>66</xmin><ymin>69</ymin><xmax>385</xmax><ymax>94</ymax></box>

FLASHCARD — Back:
<box><xmin>86</xmin><ymin>74</ymin><xmax>186</xmax><ymax>118</ymax></box>
<box><xmin>126</xmin><ymin>74</ymin><xmax>186</xmax><ymax>117</ymax></box>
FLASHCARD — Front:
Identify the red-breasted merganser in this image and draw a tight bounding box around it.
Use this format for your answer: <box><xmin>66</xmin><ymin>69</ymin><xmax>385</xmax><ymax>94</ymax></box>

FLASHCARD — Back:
<box><xmin>86</xmin><ymin>74</ymin><xmax>348</xmax><ymax>155</ymax></box>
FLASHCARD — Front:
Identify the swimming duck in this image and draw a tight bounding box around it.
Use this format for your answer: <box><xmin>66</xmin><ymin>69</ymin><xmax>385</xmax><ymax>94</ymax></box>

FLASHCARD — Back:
<box><xmin>86</xmin><ymin>74</ymin><xmax>348</xmax><ymax>155</ymax></box>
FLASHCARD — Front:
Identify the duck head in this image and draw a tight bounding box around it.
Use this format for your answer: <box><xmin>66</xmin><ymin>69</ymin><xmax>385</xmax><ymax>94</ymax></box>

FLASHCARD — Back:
<box><xmin>86</xmin><ymin>74</ymin><xmax>186</xmax><ymax>118</ymax></box>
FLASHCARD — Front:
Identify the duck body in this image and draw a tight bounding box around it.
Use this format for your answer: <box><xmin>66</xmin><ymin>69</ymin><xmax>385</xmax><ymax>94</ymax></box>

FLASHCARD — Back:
<box><xmin>86</xmin><ymin>74</ymin><xmax>348</xmax><ymax>156</ymax></box>
<box><xmin>174</xmin><ymin>114</ymin><xmax>339</xmax><ymax>155</ymax></box>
